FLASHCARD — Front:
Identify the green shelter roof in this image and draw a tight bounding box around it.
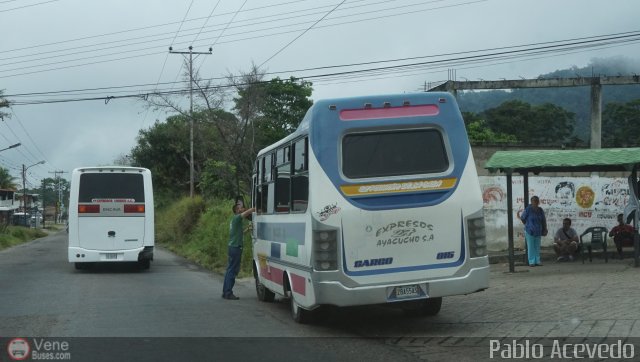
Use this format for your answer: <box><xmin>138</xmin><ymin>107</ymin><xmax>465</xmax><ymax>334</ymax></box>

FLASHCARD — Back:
<box><xmin>484</xmin><ymin>148</ymin><xmax>640</xmax><ymax>174</ymax></box>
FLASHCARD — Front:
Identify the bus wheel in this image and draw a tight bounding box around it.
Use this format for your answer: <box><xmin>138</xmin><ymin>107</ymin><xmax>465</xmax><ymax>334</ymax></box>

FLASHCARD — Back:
<box><xmin>138</xmin><ymin>259</ymin><xmax>150</xmax><ymax>270</ymax></box>
<box><xmin>422</xmin><ymin>297</ymin><xmax>442</xmax><ymax>316</ymax></box>
<box><xmin>403</xmin><ymin>297</ymin><xmax>442</xmax><ymax>317</ymax></box>
<box><xmin>255</xmin><ymin>274</ymin><xmax>275</xmax><ymax>302</ymax></box>
<box><xmin>290</xmin><ymin>296</ymin><xmax>314</xmax><ymax>324</ymax></box>
<box><xmin>74</xmin><ymin>262</ymin><xmax>85</xmax><ymax>270</ymax></box>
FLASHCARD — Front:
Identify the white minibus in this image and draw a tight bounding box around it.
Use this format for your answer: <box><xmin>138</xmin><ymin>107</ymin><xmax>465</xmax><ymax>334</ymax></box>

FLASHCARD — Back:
<box><xmin>252</xmin><ymin>93</ymin><xmax>489</xmax><ymax>322</ymax></box>
<box><xmin>68</xmin><ymin>167</ymin><xmax>154</xmax><ymax>270</ymax></box>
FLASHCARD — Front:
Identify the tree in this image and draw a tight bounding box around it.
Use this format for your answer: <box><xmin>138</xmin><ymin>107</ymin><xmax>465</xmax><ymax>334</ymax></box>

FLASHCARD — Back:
<box><xmin>602</xmin><ymin>99</ymin><xmax>640</xmax><ymax>147</ymax></box>
<box><xmin>136</xmin><ymin>64</ymin><xmax>313</xmax><ymax>200</ymax></box>
<box><xmin>112</xmin><ymin>153</ymin><xmax>132</xmax><ymax>166</ymax></box>
<box><xmin>253</xmin><ymin>77</ymin><xmax>313</xmax><ymax>147</ymax></box>
<box><xmin>0</xmin><ymin>90</ymin><xmax>10</xmax><ymax>121</ymax></box>
<box><xmin>130</xmin><ymin>112</ymin><xmax>227</xmax><ymax>197</ymax></box>
<box><xmin>462</xmin><ymin>112</ymin><xmax>518</xmax><ymax>144</ymax></box>
<box><xmin>29</xmin><ymin>177</ymin><xmax>70</xmax><ymax>207</ymax></box>
<box><xmin>0</xmin><ymin>167</ymin><xmax>17</xmax><ymax>189</ymax></box>
<box><xmin>482</xmin><ymin>100</ymin><xmax>575</xmax><ymax>144</ymax></box>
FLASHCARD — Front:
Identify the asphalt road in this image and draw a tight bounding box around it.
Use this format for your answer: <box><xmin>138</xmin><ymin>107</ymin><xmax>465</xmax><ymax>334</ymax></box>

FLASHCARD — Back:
<box><xmin>5</xmin><ymin>231</ymin><xmax>638</xmax><ymax>362</ymax></box>
<box><xmin>0</xmin><ymin>231</ymin><xmax>420</xmax><ymax>362</ymax></box>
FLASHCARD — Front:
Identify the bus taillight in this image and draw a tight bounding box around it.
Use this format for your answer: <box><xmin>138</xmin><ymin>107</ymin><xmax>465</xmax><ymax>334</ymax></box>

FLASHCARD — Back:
<box><xmin>78</xmin><ymin>204</ymin><xmax>100</xmax><ymax>213</ymax></box>
<box><xmin>124</xmin><ymin>204</ymin><xmax>145</xmax><ymax>213</ymax></box>
<box><xmin>467</xmin><ymin>214</ymin><xmax>487</xmax><ymax>257</ymax></box>
<box><xmin>313</xmin><ymin>229</ymin><xmax>338</xmax><ymax>271</ymax></box>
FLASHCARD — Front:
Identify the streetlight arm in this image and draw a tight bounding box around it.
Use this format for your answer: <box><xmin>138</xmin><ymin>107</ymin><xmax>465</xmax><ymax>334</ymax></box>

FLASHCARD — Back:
<box><xmin>0</xmin><ymin>142</ymin><xmax>20</xmax><ymax>153</ymax></box>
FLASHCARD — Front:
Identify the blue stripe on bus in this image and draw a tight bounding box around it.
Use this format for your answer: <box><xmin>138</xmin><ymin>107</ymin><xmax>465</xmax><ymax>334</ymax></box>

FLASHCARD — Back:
<box><xmin>271</xmin><ymin>242</ymin><xmax>281</xmax><ymax>259</ymax></box>
<box><xmin>309</xmin><ymin>93</ymin><xmax>469</xmax><ymax>211</ymax></box>
<box><xmin>257</xmin><ymin>222</ymin><xmax>306</xmax><ymax>258</ymax></box>
<box><xmin>341</xmin><ymin>214</ymin><xmax>466</xmax><ymax>276</ymax></box>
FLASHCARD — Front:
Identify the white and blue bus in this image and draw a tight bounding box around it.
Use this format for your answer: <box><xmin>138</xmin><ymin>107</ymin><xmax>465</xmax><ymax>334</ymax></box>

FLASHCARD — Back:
<box><xmin>251</xmin><ymin>92</ymin><xmax>489</xmax><ymax>323</ymax></box>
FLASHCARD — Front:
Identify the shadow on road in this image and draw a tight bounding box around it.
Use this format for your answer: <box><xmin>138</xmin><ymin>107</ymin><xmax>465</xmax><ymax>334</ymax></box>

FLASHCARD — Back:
<box><xmin>72</xmin><ymin>262</ymin><xmax>150</xmax><ymax>274</ymax></box>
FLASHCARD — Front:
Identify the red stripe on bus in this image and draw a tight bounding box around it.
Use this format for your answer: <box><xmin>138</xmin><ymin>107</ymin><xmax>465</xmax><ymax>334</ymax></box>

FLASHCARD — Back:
<box><xmin>261</xmin><ymin>265</ymin><xmax>284</xmax><ymax>286</ymax></box>
<box><xmin>290</xmin><ymin>273</ymin><xmax>306</xmax><ymax>296</ymax></box>
<box><xmin>339</xmin><ymin>104</ymin><xmax>439</xmax><ymax>121</ymax></box>
<box><xmin>259</xmin><ymin>264</ymin><xmax>306</xmax><ymax>296</ymax></box>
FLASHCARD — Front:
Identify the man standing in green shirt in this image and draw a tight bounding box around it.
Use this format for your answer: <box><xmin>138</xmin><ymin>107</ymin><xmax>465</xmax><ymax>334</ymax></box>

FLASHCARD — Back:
<box><xmin>222</xmin><ymin>202</ymin><xmax>255</xmax><ymax>300</ymax></box>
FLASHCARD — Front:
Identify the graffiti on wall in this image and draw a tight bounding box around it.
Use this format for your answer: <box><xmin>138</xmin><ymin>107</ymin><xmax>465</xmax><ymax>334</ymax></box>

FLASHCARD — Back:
<box><xmin>480</xmin><ymin>176</ymin><xmax>631</xmax><ymax>250</ymax></box>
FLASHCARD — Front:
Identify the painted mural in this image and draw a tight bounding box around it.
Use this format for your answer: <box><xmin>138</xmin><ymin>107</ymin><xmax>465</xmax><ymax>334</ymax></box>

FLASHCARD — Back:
<box><xmin>480</xmin><ymin>176</ymin><xmax>631</xmax><ymax>250</ymax></box>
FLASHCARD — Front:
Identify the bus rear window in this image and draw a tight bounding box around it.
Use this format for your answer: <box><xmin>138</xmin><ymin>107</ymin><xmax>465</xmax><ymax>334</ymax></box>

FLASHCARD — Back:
<box><xmin>79</xmin><ymin>173</ymin><xmax>145</xmax><ymax>203</ymax></box>
<box><xmin>342</xmin><ymin>129</ymin><xmax>449</xmax><ymax>179</ymax></box>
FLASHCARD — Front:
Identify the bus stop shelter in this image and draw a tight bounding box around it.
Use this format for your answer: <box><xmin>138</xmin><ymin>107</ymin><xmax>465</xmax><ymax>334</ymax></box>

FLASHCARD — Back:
<box><xmin>485</xmin><ymin>147</ymin><xmax>640</xmax><ymax>272</ymax></box>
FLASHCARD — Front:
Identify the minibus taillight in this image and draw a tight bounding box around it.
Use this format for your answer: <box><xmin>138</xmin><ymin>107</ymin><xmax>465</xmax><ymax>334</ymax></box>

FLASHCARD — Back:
<box><xmin>78</xmin><ymin>204</ymin><xmax>100</xmax><ymax>213</ymax></box>
<box><xmin>124</xmin><ymin>204</ymin><xmax>145</xmax><ymax>213</ymax></box>
<box><xmin>467</xmin><ymin>213</ymin><xmax>487</xmax><ymax>258</ymax></box>
<box><xmin>313</xmin><ymin>229</ymin><xmax>338</xmax><ymax>271</ymax></box>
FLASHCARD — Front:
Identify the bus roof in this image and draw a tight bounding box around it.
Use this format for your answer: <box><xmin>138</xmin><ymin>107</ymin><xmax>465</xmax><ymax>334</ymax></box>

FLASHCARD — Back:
<box><xmin>256</xmin><ymin>92</ymin><xmax>456</xmax><ymax>157</ymax></box>
<box><xmin>73</xmin><ymin>166</ymin><xmax>150</xmax><ymax>173</ymax></box>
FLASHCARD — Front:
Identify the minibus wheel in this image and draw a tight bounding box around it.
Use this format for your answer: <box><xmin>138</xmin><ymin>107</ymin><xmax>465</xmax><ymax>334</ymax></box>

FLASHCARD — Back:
<box><xmin>290</xmin><ymin>296</ymin><xmax>314</xmax><ymax>324</ymax></box>
<box><xmin>138</xmin><ymin>259</ymin><xmax>150</xmax><ymax>270</ymax></box>
<box><xmin>402</xmin><ymin>297</ymin><xmax>442</xmax><ymax>317</ymax></box>
<box><xmin>255</xmin><ymin>273</ymin><xmax>275</xmax><ymax>302</ymax></box>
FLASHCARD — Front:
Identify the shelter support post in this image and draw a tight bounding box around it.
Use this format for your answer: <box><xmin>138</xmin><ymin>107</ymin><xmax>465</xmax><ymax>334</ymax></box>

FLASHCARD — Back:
<box><xmin>635</xmin><ymin>168</ymin><xmax>639</xmax><ymax>268</ymax></box>
<box><xmin>522</xmin><ymin>173</ymin><xmax>529</xmax><ymax>264</ymax></box>
<box><xmin>506</xmin><ymin>171</ymin><xmax>515</xmax><ymax>272</ymax></box>
<box><xmin>590</xmin><ymin>80</ymin><xmax>602</xmax><ymax>149</ymax></box>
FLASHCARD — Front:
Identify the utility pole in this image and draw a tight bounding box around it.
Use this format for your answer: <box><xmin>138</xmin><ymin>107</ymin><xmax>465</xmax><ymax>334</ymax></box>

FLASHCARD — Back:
<box><xmin>169</xmin><ymin>46</ymin><xmax>212</xmax><ymax>198</ymax></box>
<box><xmin>22</xmin><ymin>161</ymin><xmax>45</xmax><ymax>227</ymax></box>
<box><xmin>41</xmin><ymin>179</ymin><xmax>45</xmax><ymax>228</ymax></box>
<box><xmin>49</xmin><ymin>170</ymin><xmax>67</xmax><ymax>224</ymax></box>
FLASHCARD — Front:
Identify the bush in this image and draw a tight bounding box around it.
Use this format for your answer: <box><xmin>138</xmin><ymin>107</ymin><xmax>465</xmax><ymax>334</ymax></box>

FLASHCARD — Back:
<box><xmin>156</xmin><ymin>197</ymin><xmax>253</xmax><ymax>277</ymax></box>
<box><xmin>155</xmin><ymin>196</ymin><xmax>205</xmax><ymax>244</ymax></box>
<box><xmin>0</xmin><ymin>226</ymin><xmax>47</xmax><ymax>250</ymax></box>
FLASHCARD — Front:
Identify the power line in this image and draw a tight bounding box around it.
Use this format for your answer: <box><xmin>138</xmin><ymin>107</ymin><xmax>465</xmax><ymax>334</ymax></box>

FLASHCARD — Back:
<box><xmin>0</xmin><ymin>0</ymin><xmax>59</xmax><ymax>13</ymax></box>
<box><xmin>0</xmin><ymin>0</ymin><xmax>335</xmax><ymax>58</ymax></box>
<box><xmin>194</xmin><ymin>0</ymin><xmax>222</xmax><ymax>44</ymax></box>
<box><xmin>5</xmin><ymin>30</ymin><xmax>637</xmax><ymax>98</ymax></box>
<box><xmin>9</xmin><ymin>109</ymin><xmax>52</xmax><ymax>167</ymax></box>
<box><xmin>1</xmin><ymin>118</ymin><xmax>41</xmax><ymax>165</ymax></box>
<box><xmin>210</xmin><ymin>0</ymin><xmax>249</xmax><ymax>49</ymax></box>
<box><xmin>5</xmin><ymin>30</ymin><xmax>640</xmax><ymax>103</ymax></box>
<box><xmin>259</xmin><ymin>0</ymin><xmax>346</xmax><ymax>68</ymax></box>
<box><xmin>1</xmin><ymin>0</ymin><xmax>318</xmax><ymax>55</ymax></box>
<box><xmin>141</xmin><ymin>0</ymin><xmax>197</xmax><ymax>130</ymax></box>
<box><xmin>0</xmin><ymin>0</ymin><xmax>483</xmax><ymax>77</ymax></box>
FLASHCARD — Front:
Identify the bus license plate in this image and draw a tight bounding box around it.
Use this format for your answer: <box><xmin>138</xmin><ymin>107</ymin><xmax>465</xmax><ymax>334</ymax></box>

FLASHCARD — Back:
<box><xmin>387</xmin><ymin>284</ymin><xmax>426</xmax><ymax>301</ymax></box>
<box><xmin>105</xmin><ymin>253</ymin><xmax>118</xmax><ymax>260</ymax></box>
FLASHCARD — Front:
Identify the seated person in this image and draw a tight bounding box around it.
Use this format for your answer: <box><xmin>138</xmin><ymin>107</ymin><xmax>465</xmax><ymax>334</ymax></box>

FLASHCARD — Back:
<box><xmin>609</xmin><ymin>213</ymin><xmax>635</xmax><ymax>259</ymax></box>
<box><xmin>554</xmin><ymin>218</ymin><xmax>579</xmax><ymax>261</ymax></box>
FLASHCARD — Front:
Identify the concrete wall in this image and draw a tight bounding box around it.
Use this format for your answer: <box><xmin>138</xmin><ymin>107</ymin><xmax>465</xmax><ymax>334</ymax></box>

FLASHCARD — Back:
<box><xmin>480</xmin><ymin>175</ymin><xmax>629</xmax><ymax>251</ymax></box>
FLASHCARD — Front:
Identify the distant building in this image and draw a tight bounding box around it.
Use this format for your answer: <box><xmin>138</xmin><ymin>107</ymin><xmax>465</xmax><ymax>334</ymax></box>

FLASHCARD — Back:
<box><xmin>0</xmin><ymin>188</ymin><xmax>18</xmax><ymax>225</ymax></box>
<box><xmin>13</xmin><ymin>193</ymin><xmax>40</xmax><ymax>227</ymax></box>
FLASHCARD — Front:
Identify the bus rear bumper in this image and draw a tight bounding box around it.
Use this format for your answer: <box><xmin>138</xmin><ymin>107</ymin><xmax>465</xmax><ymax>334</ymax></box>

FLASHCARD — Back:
<box><xmin>68</xmin><ymin>246</ymin><xmax>153</xmax><ymax>263</ymax></box>
<box><xmin>313</xmin><ymin>264</ymin><xmax>489</xmax><ymax>307</ymax></box>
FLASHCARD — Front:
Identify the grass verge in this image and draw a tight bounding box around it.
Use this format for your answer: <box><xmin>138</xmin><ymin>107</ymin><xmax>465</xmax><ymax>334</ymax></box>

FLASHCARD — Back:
<box><xmin>156</xmin><ymin>197</ymin><xmax>254</xmax><ymax>277</ymax></box>
<box><xmin>0</xmin><ymin>226</ymin><xmax>48</xmax><ymax>250</ymax></box>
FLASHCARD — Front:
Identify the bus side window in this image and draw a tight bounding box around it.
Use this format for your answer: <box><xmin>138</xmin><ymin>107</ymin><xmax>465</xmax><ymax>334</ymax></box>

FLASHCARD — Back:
<box><xmin>251</xmin><ymin>174</ymin><xmax>262</xmax><ymax>212</ymax></box>
<box><xmin>291</xmin><ymin>138</ymin><xmax>309</xmax><ymax>212</ymax></box>
<box><xmin>275</xmin><ymin>163</ymin><xmax>291</xmax><ymax>213</ymax></box>
<box><xmin>293</xmin><ymin>138</ymin><xmax>306</xmax><ymax>172</ymax></box>
<box><xmin>265</xmin><ymin>154</ymin><xmax>273</xmax><ymax>182</ymax></box>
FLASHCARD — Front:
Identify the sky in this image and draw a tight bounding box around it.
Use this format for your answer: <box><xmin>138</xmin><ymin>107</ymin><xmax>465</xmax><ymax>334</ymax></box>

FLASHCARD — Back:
<box><xmin>1</xmin><ymin>0</ymin><xmax>639</xmax><ymax>189</ymax></box>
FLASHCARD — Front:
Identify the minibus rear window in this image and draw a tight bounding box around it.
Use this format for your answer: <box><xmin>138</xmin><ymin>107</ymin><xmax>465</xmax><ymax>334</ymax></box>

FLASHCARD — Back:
<box><xmin>342</xmin><ymin>129</ymin><xmax>449</xmax><ymax>179</ymax></box>
<box><xmin>79</xmin><ymin>173</ymin><xmax>145</xmax><ymax>203</ymax></box>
